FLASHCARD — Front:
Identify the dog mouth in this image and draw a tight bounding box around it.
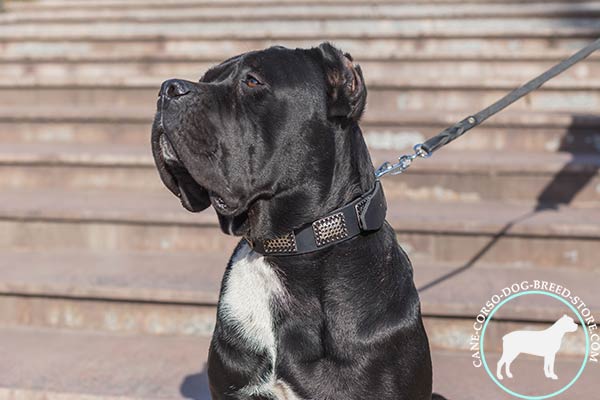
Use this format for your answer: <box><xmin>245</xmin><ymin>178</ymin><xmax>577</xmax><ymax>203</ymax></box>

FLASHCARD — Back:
<box><xmin>153</xmin><ymin>122</ymin><xmax>242</xmax><ymax>217</ymax></box>
<box><xmin>157</xmin><ymin>133</ymin><xmax>212</xmax><ymax>212</ymax></box>
<box><xmin>151</xmin><ymin>111</ymin><xmax>254</xmax><ymax>236</ymax></box>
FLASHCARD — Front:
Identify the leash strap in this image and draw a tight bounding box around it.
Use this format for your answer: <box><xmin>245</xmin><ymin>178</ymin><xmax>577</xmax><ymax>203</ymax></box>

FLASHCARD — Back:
<box><xmin>248</xmin><ymin>180</ymin><xmax>387</xmax><ymax>256</ymax></box>
<box><xmin>375</xmin><ymin>37</ymin><xmax>600</xmax><ymax>178</ymax></box>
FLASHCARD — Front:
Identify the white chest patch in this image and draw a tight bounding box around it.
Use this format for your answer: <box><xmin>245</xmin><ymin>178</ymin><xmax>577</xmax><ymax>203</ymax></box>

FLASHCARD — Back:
<box><xmin>220</xmin><ymin>242</ymin><xmax>286</xmax><ymax>360</ymax></box>
<box><xmin>218</xmin><ymin>242</ymin><xmax>303</xmax><ymax>400</ymax></box>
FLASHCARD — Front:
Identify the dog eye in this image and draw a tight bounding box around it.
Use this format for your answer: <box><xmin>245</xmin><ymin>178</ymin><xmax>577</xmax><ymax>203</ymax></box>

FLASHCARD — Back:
<box><xmin>244</xmin><ymin>74</ymin><xmax>261</xmax><ymax>88</ymax></box>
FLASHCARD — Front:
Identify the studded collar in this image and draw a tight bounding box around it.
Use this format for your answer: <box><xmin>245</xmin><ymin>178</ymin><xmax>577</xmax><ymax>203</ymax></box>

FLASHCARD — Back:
<box><xmin>245</xmin><ymin>180</ymin><xmax>387</xmax><ymax>256</ymax></box>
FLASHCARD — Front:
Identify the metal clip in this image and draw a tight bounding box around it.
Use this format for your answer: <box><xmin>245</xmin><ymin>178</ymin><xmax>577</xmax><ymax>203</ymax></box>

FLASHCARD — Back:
<box><xmin>374</xmin><ymin>144</ymin><xmax>430</xmax><ymax>178</ymax></box>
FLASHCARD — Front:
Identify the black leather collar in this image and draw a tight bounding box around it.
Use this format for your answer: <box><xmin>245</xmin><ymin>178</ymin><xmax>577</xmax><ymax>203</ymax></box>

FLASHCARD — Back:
<box><xmin>246</xmin><ymin>180</ymin><xmax>387</xmax><ymax>256</ymax></box>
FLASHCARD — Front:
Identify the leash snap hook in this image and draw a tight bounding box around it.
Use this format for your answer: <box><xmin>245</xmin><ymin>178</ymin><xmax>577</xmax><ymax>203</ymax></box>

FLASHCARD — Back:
<box><xmin>391</xmin><ymin>154</ymin><xmax>414</xmax><ymax>175</ymax></box>
<box><xmin>375</xmin><ymin>143</ymin><xmax>430</xmax><ymax>178</ymax></box>
<box><xmin>374</xmin><ymin>161</ymin><xmax>394</xmax><ymax>177</ymax></box>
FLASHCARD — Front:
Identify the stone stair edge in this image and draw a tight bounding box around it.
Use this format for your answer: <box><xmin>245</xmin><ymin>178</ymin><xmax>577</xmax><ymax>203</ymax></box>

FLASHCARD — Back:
<box><xmin>4</xmin><ymin>3</ymin><xmax>600</xmax><ymax>25</ymax></box>
<box><xmin>0</xmin><ymin>37</ymin><xmax>596</xmax><ymax>59</ymax></box>
<box><xmin>3</xmin><ymin>59</ymin><xmax>600</xmax><ymax>89</ymax></box>
<box><xmin>1</xmin><ymin>29</ymin><xmax>600</xmax><ymax>42</ymax></box>
<box><xmin>0</xmin><ymin>248</ymin><xmax>596</xmax><ymax>319</ymax></box>
<box><xmin>1</xmin><ymin>106</ymin><xmax>596</xmax><ymax>128</ymax></box>
<box><xmin>1</xmin><ymin>189</ymin><xmax>600</xmax><ymax>238</ymax></box>
<box><xmin>2</xmin><ymin>53</ymin><xmax>600</xmax><ymax>63</ymax></box>
<box><xmin>2</xmin><ymin>35</ymin><xmax>598</xmax><ymax>44</ymax></box>
<box><xmin>9</xmin><ymin>0</ymin><xmax>600</xmax><ymax>10</ymax></box>
<box><xmin>2</xmin><ymin>80</ymin><xmax>599</xmax><ymax>91</ymax></box>
<box><xmin>1</xmin><ymin>143</ymin><xmax>598</xmax><ymax>174</ymax></box>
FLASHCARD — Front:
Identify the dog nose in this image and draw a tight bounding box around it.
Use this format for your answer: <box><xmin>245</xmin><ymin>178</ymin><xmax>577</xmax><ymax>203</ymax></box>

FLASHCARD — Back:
<box><xmin>160</xmin><ymin>79</ymin><xmax>192</xmax><ymax>99</ymax></box>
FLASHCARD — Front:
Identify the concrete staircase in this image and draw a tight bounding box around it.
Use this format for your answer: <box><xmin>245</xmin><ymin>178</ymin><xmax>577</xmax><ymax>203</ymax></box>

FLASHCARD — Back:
<box><xmin>1</xmin><ymin>0</ymin><xmax>599</xmax><ymax>398</ymax></box>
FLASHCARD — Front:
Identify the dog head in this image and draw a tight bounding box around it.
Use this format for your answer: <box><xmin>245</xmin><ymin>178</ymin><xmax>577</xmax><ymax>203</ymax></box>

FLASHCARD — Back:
<box><xmin>557</xmin><ymin>315</ymin><xmax>578</xmax><ymax>333</ymax></box>
<box><xmin>151</xmin><ymin>43</ymin><xmax>372</xmax><ymax>238</ymax></box>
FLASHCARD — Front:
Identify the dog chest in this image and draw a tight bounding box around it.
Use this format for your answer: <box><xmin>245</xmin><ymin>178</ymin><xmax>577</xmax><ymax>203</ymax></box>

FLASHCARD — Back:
<box><xmin>219</xmin><ymin>243</ymin><xmax>286</xmax><ymax>359</ymax></box>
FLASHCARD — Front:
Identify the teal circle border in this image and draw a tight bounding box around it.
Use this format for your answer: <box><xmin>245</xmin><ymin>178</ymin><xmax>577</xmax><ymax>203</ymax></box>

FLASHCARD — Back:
<box><xmin>480</xmin><ymin>290</ymin><xmax>590</xmax><ymax>400</ymax></box>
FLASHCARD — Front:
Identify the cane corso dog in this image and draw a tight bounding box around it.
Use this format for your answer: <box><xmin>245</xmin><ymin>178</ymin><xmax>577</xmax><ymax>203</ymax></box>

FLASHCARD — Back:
<box><xmin>152</xmin><ymin>43</ymin><xmax>435</xmax><ymax>400</ymax></box>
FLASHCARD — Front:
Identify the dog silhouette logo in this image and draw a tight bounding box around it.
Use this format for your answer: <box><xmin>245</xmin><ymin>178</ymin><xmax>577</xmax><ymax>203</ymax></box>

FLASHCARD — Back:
<box><xmin>496</xmin><ymin>315</ymin><xmax>578</xmax><ymax>381</ymax></box>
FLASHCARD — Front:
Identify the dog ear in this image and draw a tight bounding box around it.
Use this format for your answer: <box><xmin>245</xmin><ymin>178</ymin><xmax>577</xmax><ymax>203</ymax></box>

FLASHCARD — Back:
<box><xmin>317</xmin><ymin>42</ymin><xmax>367</xmax><ymax>122</ymax></box>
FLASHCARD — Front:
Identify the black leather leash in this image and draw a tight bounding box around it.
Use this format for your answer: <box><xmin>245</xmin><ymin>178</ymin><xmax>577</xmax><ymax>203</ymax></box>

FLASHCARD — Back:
<box><xmin>375</xmin><ymin>37</ymin><xmax>600</xmax><ymax>178</ymax></box>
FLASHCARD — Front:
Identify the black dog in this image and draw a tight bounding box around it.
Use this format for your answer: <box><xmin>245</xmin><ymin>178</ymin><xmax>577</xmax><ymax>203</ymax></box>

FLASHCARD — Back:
<box><xmin>152</xmin><ymin>43</ymin><xmax>434</xmax><ymax>400</ymax></box>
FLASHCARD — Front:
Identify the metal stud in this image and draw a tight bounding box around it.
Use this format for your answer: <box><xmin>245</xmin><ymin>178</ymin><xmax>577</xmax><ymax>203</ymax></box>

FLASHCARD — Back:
<box><xmin>312</xmin><ymin>212</ymin><xmax>348</xmax><ymax>247</ymax></box>
<box><xmin>263</xmin><ymin>232</ymin><xmax>297</xmax><ymax>254</ymax></box>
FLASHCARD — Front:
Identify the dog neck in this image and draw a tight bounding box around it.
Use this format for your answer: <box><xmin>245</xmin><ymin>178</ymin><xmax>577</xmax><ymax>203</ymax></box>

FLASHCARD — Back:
<box><xmin>244</xmin><ymin>124</ymin><xmax>380</xmax><ymax>255</ymax></box>
<box><xmin>247</xmin><ymin>180</ymin><xmax>386</xmax><ymax>256</ymax></box>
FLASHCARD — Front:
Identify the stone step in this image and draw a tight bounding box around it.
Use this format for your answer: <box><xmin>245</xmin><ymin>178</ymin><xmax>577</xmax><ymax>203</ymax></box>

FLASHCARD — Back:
<box><xmin>1</xmin><ymin>84</ymin><xmax>598</xmax><ymax>115</ymax></box>
<box><xmin>3</xmin><ymin>58</ymin><xmax>599</xmax><ymax>88</ymax></box>
<box><xmin>421</xmin><ymin>266</ymin><xmax>598</xmax><ymax>356</ymax></box>
<box><xmin>0</xmin><ymin>325</ymin><xmax>213</xmax><ymax>400</ymax></box>
<box><xmin>1</xmin><ymin>189</ymin><xmax>598</xmax><ymax>268</ymax></box>
<box><xmin>368</xmin><ymin>86</ymin><xmax>600</xmax><ymax>115</ymax></box>
<box><xmin>365</xmin><ymin>112</ymin><xmax>600</xmax><ymax>154</ymax></box>
<box><xmin>0</xmin><ymin>143</ymin><xmax>160</xmax><ymax>192</ymax></box>
<box><xmin>0</xmin><ymin>326</ymin><xmax>593</xmax><ymax>400</ymax></box>
<box><xmin>432</xmin><ymin>349</ymin><xmax>596</xmax><ymax>399</ymax></box>
<box><xmin>1</xmin><ymin>17</ymin><xmax>599</xmax><ymax>40</ymax></box>
<box><xmin>0</xmin><ymin>250</ymin><xmax>222</xmax><ymax>337</ymax></box>
<box><xmin>374</xmin><ymin>150</ymin><xmax>600</xmax><ymax>207</ymax></box>
<box><xmin>4</xmin><ymin>2</ymin><xmax>600</xmax><ymax>24</ymax></box>
<box><xmin>0</xmin><ymin>249</ymin><xmax>596</xmax><ymax>351</ymax></box>
<box><xmin>1</xmin><ymin>143</ymin><xmax>599</xmax><ymax>206</ymax></box>
<box><xmin>2</xmin><ymin>37</ymin><xmax>597</xmax><ymax>61</ymax></box>
<box><xmin>3</xmin><ymin>108</ymin><xmax>599</xmax><ymax>154</ymax></box>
